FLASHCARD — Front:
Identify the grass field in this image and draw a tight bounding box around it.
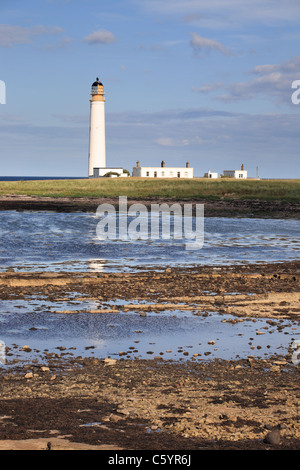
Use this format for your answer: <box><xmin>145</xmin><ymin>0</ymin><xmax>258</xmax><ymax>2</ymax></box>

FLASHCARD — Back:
<box><xmin>0</xmin><ymin>178</ymin><xmax>299</xmax><ymax>202</ymax></box>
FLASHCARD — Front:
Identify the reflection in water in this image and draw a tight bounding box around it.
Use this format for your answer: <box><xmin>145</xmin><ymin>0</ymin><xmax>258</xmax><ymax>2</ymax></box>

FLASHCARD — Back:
<box><xmin>0</xmin><ymin>299</ymin><xmax>298</xmax><ymax>363</ymax></box>
<box><xmin>88</xmin><ymin>259</ymin><xmax>106</xmax><ymax>273</ymax></box>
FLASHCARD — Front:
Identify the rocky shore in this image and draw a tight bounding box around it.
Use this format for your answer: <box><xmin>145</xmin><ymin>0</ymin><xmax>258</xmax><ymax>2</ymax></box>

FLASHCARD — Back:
<box><xmin>0</xmin><ymin>355</ymin><xmax>299</xmax><ymax>450</ymax></box>
<box><xmin>0</xmin><ymin>194</ymin><xmax>299</xmax><ymax>218</ymax></box>
<box><xmin>0</xmin><ymin>262</ymin><xmax>299</xmax><ymax>450</ymax></box>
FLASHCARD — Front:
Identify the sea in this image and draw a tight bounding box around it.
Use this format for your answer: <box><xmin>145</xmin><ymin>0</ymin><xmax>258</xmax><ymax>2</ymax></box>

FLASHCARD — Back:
<box><xmin>0</xmin><ymin>176</ymin><xmax>86</xmax><ymax>181</ymax></box>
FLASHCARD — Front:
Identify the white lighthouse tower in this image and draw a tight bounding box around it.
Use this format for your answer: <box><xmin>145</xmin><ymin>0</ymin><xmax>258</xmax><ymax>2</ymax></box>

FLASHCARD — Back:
<box><xmin>88</xmin><ymin>77</ymin><xmax>106</xmax><ymax>177</ymax></box>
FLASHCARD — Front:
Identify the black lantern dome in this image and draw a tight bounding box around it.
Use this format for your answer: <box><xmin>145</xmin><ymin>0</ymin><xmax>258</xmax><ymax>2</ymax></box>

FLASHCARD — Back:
<box><xmin>92</xmin><ymin>77</ymin><xmax>103</xmax><ymax>87</ymax></box>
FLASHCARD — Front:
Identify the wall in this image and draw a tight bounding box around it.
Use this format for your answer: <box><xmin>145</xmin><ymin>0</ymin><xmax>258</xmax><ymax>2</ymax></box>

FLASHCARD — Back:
<box><xmin>132</xmin><ymin>167</ymin><xmax>193</xmax><ymax>178</ymax></box>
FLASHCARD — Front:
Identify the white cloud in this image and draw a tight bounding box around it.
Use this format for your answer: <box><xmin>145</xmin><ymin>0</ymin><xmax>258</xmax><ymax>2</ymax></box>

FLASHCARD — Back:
<box><xmin>0</xmin><ymin>24</ymin><xmax>63</xmax><ymax>47</ymax></box>
<box><xmin>195</xmin><ymin>56</ymin><xmax>300</xmax><ymax>104</ymax></box>
<box><xmin>155</xmin><ymin>137</ymin><xmax>190</xmax><ymax>147</ymax></box>
<box><xmin>45</xmin><ymin>36</ymin><xmax>73</xmax><ymax>50</ymax></box>
<box><xmin>190</xmin><ymin>32</ymin><xmax>234</xmax><ymax>56</ymax></box>
<box><xmin>83</xmin><ymin>29</ymin><xmax>116</xmax><ymax>45</ymax></box>
<box><xmin>252</xmin><ymin>56</ymin><xmax>300</xmax><ymax>75</ymax></box>
<box><xmin>155</xmin><ymin>137</ymin><xmax>176</xmax><ymax>147</ymax></box>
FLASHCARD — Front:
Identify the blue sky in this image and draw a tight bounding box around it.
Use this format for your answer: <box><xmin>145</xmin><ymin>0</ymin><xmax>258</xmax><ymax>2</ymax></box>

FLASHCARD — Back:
<box><xmin>0</xmin><ymin>0</ymin><xmax>299</xmax><ymax>178</ymax></box>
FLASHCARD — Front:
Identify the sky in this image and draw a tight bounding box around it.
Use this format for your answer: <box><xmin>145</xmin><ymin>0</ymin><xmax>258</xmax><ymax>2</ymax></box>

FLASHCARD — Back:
<box><xmin>0</xmin><ymin>0</ymin><xmax>299</xmax><ymax>178</ymax></box>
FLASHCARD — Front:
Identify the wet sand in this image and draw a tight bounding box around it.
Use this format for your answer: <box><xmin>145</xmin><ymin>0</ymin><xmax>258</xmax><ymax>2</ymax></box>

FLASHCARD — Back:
<box><xmin>0</xmin><ymin>262</ymin><xmax>299</xmax><ymax>450</ymax></box>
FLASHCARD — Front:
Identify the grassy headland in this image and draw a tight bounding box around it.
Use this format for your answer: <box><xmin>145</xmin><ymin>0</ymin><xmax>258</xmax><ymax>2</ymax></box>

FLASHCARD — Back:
<box><xmin>0</xmin><ymin>178</ymin><xmax>300</xmax><ymax>202</ymax></box>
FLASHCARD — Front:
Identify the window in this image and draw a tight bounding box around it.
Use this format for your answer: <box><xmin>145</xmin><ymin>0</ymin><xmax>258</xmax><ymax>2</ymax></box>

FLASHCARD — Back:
<box><xmin>169</xmin><ymin>171</ymin><xmax>173</xmax><ymax>177</ymax></box>
<box><xmin>161</xmin><ymin>171</ymin><xmax>165</xmax><ymax>177</ymax></box>
<box><xmin>184</xmin><ymin>172</ymin><xmax>188</xmax><ymax>177</ymax></box>
<box><xmin>177</xmin><ymin>172</ymin><xmax>181</xmax><ymax>178</ymax></box>
<box><xmin>146</xmin><ymin>171</ymin><xmax>150</xmax><ymax>176</ymax></box>
<box><xmin>239</xmin><ymin>173</ymin><xmax>243</xmax><ymax>178</ymax></box>
<box><xmin>154</xmin><ymin>171</ymin><xmax>157</xmax><ymax>177</ymax></box>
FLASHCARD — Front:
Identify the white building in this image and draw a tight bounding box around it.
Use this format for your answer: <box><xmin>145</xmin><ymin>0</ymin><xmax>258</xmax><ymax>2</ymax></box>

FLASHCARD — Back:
<box><xmin>88</xmin><ymin>78</ymin><xmax>127</xmax><ymax>178</ymax></box>
<box><xmin>204</xmin><ymin>169</ymin><xmax>218</xmax><ymax>179</ymax></box>
<box><xmin>223</xmin><ymin>165</ymin><xmax>247</xmax><ymax>179</ymax></box>
<box><xmin>92</xmin><ymin>168</ymin><xmax>128</xmax><ymax>177</ymax></box>
<box><xmin>132</xmin><ymin>161</ymin><xmax>193</xmax><ymax>178</ymax></box>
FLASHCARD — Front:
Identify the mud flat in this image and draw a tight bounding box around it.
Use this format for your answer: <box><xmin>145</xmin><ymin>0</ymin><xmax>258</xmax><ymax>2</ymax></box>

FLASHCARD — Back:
<box><xmin>0</xmin><ymin>262</ymin><xmax>299</xmax><ymax>450</ymax></box>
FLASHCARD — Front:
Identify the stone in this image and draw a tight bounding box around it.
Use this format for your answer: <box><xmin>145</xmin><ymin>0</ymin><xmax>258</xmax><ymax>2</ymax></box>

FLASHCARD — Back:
<box><xmin>270</xmin><ymin>365</ymin><xmax>281</xmax><ymax>373</ymax></box>
<box><xmin>25</xmin><ymin>372</ymin><xmax>33</xmax><ymax>379</ymax></box>
<box><xmin>103</xmin><ymin>358</ymin><xmax>117</xmax><ymax>366</ymax></box>
<box><xmin>263</xmin><ymin>428</ymin><xmax>281</xmax><ymax>445</ymax></box>
<box><xmin>109</xmin><ymin>414</ymin><xmax>124</xmax><ymax>423</ymax></box>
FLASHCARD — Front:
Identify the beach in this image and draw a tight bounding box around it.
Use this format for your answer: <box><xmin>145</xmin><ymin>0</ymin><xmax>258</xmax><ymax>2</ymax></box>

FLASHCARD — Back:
<box><xmin>0</xmin><ymin>260</ymin><xmax>299</xmax><ymax>450</ymax></box>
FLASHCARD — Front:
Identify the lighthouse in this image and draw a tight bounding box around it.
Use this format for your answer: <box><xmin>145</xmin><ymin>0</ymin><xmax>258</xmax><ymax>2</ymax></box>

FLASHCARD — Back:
<box><xmin>88</xmin><ymin>77</ymin><xmax>106</xmax><ymax>177</ymax></box>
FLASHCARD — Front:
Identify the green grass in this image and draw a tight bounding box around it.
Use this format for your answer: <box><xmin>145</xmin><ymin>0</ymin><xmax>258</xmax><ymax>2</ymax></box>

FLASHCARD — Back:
<box><xmin>0</xmin><ymin>178</ymin><xmax>299</xmax><ymax>202</ymax></box>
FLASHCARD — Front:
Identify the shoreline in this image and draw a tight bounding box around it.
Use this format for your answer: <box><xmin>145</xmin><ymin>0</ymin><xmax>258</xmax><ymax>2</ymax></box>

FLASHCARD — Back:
<box><xmin>0</xmin><ymin>194</ymin><xmax>299</xmax><ymax>218</ymax></box>
<box><xmin>0</xmin><ymin>262</ymin><xmax>299</xmax><ymax>450</ymax></box>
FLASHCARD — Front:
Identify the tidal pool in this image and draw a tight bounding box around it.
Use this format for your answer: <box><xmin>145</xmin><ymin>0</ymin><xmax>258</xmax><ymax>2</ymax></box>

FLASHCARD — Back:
<box><xmin>0</xmin><ymin>211</ymin><xmax>299</xmax><ymax>272</ymax></box>
<box><xmin>0</xmin><ymin>298</ymin><xmax>298</xmax><ymax>365</ymax></box>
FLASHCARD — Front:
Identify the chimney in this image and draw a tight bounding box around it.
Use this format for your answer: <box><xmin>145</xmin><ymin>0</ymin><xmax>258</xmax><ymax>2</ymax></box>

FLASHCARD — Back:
<box><xmin>136</xmin><ymin>161</ymin><xmax>140</xmax><ymax>168</ymax></box>
<box><xmin>186</xmin><ymin>161</ymin><xmax>190</xmax><ymax>168</ymax></box>
<box><xmin>241</xmin><ymin>164</ymin><xmax>244</xmax><ymax>171</ymax></box>
<box><xmin>161</xmin><ymin>160</ymin><xmax>165</xmax><ymax>168</ymax></box>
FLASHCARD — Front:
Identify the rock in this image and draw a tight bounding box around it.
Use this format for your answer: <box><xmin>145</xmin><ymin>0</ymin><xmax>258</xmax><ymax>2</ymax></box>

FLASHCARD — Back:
<box><xmin>25</xmin><ymin>372</ymin><xmax>33</xmax><ymax>379</ymax></box>
<box><xmin>263</xmin><ymin>428</ymin><xmax>281</xmax><ymax>445</ymax></box>
<box><xmin>270</xmin><ymin>365</ymin><xmax>281</xmax><ymax>372</ymax></box>
<box><xmin>117</xmin><ymin>408</ymin><xmax>130</xmax><ymax>416</ymax></box>
<box><xmin>247</xmin><ymin>357</ymin><xmax>255</xmax><ymax>367</ymax></box>
<box><xmin>109</xmin><ymin>414</ymin><xmax>124</xmax><ymax>423</ymax></box>
<box><xmin>103</xmin><ymin>358</ymin><xmax>117</xmax><ymax>366</ymax></box>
